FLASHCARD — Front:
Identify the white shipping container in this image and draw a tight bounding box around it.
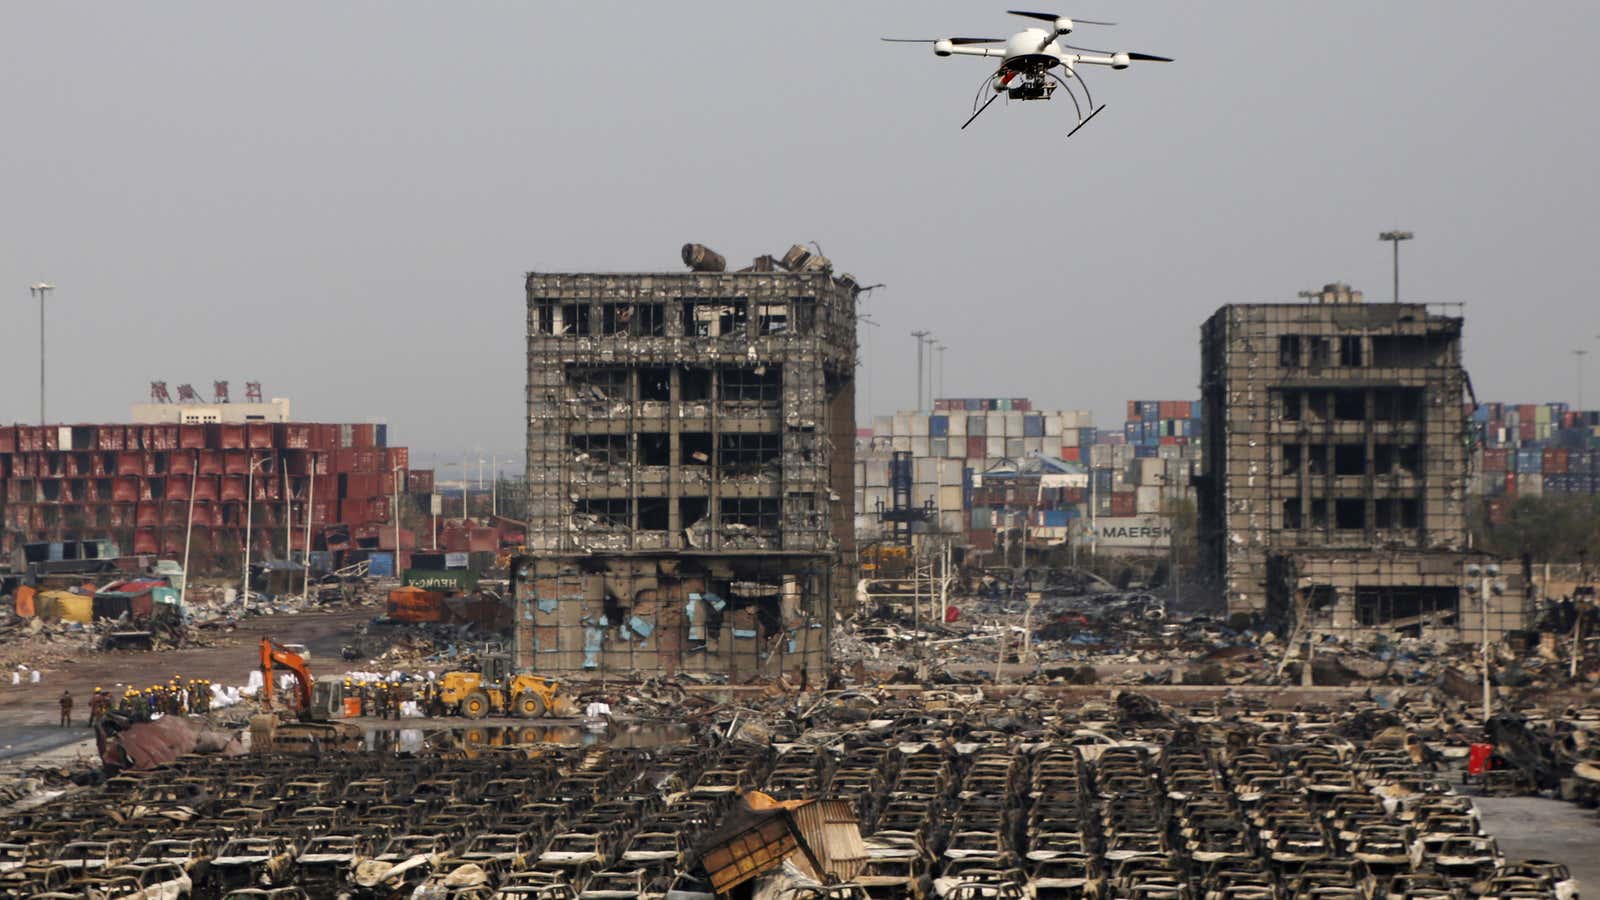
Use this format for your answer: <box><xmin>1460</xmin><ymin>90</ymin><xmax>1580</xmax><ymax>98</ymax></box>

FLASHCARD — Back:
<box><xmin>914</xmin><ymin>458</ymin><xmax>939</xmax><ymax>483</ymax></box>
<box><xmin>930</xmin><ymin>438</ymin><xmax>948</xmax><ymax>458</ymax></box>
<box><xmin>1005</xmin><ymin>438</ymin><xmax>1025</xmax><ymax>458</ymax></box>
<box><xmin>1060</xmin><ymin>410</ymin><xmax>1080</xmax><ymax>430</ymax></box>
<box><xmin>873</xmin><ymin>415</ymin><xmax>894</xmax><ymax>437</ymax></box>
<box><xmin>910</xmin><ymin>436</ymin><xmax>930</xmax><ymax>457</ymax></box>
<box><xmin>1135</xmin><ymin>485</ymin><xmax>1165</xmax><ymax>514</ymax></box>
<box><xmin>863</xmin><ymin>487</ymin><xmax>890</xmax><ymax>511</ymax></box>
<box><xmin>986</xmin><ymin>411</ymin><xmax>1007</xmax><ymax>437</ymax></box>
<box><xmin>1134</xmin><ymin>458</ymin><xmax>1164</xmax><ymax>486</ymax></box>
<box><xmin>892</xmin><ymin>436</ymin><xmax>911</xmax><ymax>452</ymax></box>
<box><xmin>1090</xmin><ymin>444</ymin><xmax>1112</xmax><ymax>468</ymax></box>
<box><xmin>912</xmin><ymin>483</ymin><xmax>938</xmax><ymax>508</ymax></box>
<box><xmin>1044</xmin><ymin>415</ymin><xmax>1063</xmax><ymax>437</ymax></box>
<box><xmin>986</xmin><ymin>435</ymin><xmax>1005</xmax><ymax>458</ymax></box>
<box><xmin>937</xmin><ymin>459</ymin><xmax>963</xmax><ymax>485</ymax></box>
<box><xmin>1157</xmin><ymin>444</ymin><xmax>1181</xmax><ymax>460</ymax></box>
<box><xmin>938</xmin><ymin>485</ymin><xmax>964</xmax><ymax>511</ymax></box>
<box><xmin>910</xmin><ymin>414</ymin><xmax>930</xmax><ymax>437</ymax></box>
<box><xmin>1004</xmin><ymin>411</ymin><xmax>1024</xmax><ymax>436</ymax></box>
<box><xmin>1022</xmin><ymin>437</ymin><xmax>1044</xmax><ymax>455</ymax></box>
<box><xmin>939</xmin><ymin>510</ymin><xmax>965</xmax><ymax>533</ymax></box>
<box><xmin>1062</xmin><ymin>428</ymin><xmax>1079</xmax><ymax>447</ymax></box>
<box><xmin>948</xmin><ymin>411</ymin><xmax>967</xmax><ymax>437</ymax></box>
<box><xmin>865</xmin><ymin>460</ymin><xmax>889</xmax><ymax>487</ymax></box>
<box><xmin>892</xmin><ymin>412</ymin><xmax>912</xmax><ymax>436</ymax></box>
<box><xmin>1518</xmin><ymin>473</ymin><xmax>1543</xmax><ymax>496</ymax></box>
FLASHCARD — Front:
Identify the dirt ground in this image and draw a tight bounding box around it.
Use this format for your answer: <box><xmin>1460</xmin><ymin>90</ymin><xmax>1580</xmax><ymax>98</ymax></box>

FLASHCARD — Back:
<box><xmin>0</xmin><ymin>607</ymin><xmax>371</xmax><ymax>733</ymax></box>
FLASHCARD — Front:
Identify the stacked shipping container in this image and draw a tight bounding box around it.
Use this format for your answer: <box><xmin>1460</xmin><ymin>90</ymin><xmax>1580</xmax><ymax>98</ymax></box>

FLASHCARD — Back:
<box><xmin>0</xmin><ymin>422</ymin><xmax>427</xmax><ymax>563</ymax></box>
<box><xmin>1471</xmin><ymin>402</ymin><xmax>1600</xmax><ymax>501</ymax></box>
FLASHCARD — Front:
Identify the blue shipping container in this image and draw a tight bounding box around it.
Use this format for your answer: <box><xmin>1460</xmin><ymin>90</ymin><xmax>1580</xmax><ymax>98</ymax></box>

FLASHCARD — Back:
<box><xmin>1190</xmin><ymin>400</ymin><xmax>1203</xmax><ymax>419</ymax></box>
<box><xmin>368</xmin><ymin>551</ymin><xmax>395</xmax><ymax>577</ymax></box>
<box><xmin>1042</xmin><ymin>510</ymin><xmax>1069</xmax><ymax>527</ymax></box>
<box><xmin>1023</xmin><ymin>415</ymin><xmax>1045</xmax><ymax>437</ymax></box>
<box><xmin>1182</xmin><ymin>419</ymin><xmax>1197</xmax><ymax>438</ymax></box>
<box><xmin>1125</xmin><ymin>422</ymin><xmax>1140</xmax><ymax>442</ymax></box>
<box><xmin>1134</xmin><ymin>445</ymin><xmax>1158</xmax><ymax>458</ymax></box>
<box><xmin>1079</xmin><ymin>428</ymin><xmax>1097</xmax><ymax>447</ymax></box>
<box><xmin>1515</xmin><ymin>449</ymin><xmax>1543</xmax><ymax>473</ymax></box>
<box><xmin>1139</xmin><ymin>401</ymin><xmax>1159</xmax><ymax>420</ymax></box>
<box><xmin>375</xmin><ymin>424</ymin><xmax>388</xmax><ymax>448</ymax></box>
<box><xmin>929</xmin><ymin>415</ymin><xmax>949</xmax><ymax>437</ymax></box>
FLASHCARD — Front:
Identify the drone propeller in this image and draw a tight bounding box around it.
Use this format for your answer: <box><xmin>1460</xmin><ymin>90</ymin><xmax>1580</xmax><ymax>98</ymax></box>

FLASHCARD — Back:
<box><xmin>881</xmin><ymin>37</ymin><xmax>1004</xmax><ymax>44</ymax></box>
<box><xmin>1007</xmin><ymin>10</ymin><xmax>1116</xmax><ymax>26</ymax></box>
<box><xmin>1059</xmin><ymin>43</ymin><xmax>1174</xmax><ymax>62</ymax></box>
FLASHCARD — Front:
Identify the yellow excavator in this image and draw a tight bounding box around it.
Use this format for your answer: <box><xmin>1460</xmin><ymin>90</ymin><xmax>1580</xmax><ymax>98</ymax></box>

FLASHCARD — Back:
<box><xmin>437</xmin><ymin>653</ymin><xmax>570</xmax><ymax>719</ymax></box>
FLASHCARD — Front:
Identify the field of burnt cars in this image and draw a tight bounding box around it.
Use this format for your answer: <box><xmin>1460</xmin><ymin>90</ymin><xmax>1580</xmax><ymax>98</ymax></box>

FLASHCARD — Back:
<box><xmin>0</xmin><ymin>691</ymin><xmax>1584</xmax><ymax>899</ymax></box>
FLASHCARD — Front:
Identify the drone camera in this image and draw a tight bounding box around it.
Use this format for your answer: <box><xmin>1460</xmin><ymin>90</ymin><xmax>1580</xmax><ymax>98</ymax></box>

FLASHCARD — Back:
<box><xmin>1054</xmin><ymin>17</ymin><xmax>1074</xmax><ymax>34</ymax></box>
<box><xmin>1111</xmin><ymin>52</ymin><xmax>1131</xmax><ymax>70</ymax></box>
<box><xmin>933</xmin><ymin>39</ymin><xmax>953</xmax><ymax>57</ymax></box>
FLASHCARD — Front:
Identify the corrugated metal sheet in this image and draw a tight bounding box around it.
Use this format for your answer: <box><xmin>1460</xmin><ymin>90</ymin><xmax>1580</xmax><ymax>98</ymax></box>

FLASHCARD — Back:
<box><xmin>788</xmin><ymin>799</ymin><xmax>867</xmax><ymax>884</ymax></box>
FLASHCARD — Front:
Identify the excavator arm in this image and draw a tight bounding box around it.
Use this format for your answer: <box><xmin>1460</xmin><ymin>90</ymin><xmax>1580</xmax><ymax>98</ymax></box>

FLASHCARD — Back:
<box><xmin>260</xmin><ymin>637</ymin><xmax>314</xmax><ymax>717</ymax></box>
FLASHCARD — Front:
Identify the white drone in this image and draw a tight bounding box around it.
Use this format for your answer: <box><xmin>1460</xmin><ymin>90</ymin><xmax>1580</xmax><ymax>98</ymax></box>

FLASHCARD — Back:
<box><xmin>884</xmin><ymin>10</ymin><xmax>1172</xmax><ymax>136</ymax></box>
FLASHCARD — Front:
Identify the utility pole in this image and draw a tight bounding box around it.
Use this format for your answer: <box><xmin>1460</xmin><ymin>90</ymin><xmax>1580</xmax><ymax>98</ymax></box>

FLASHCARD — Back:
<box><xmin>1575</xmin><ymin>349</ymin><xmax>1589</xmax><ymax>411</ymax></box>
<box><xmin>1378</xmin><ymin>230</ymin><xmax>1414</xmax><ymax>303</ymax></box>
<box><xmin>922</xmin><ymin>333</ymin><xmax>937</xmax><ymax>411</ymax></box>
<box><xmin>393</xmin><ymin>464</ymin><xmax>405</xmax><ymax>573</ymax></box>
<box><xmin>910</xmin><ymin>330</ymin><xmax>931</xmax><ymax>411</ymax></box>
<box><xmin>935</xmin><ymin>343</ymin><xmax>947</xmax><ymax>403</ymax></box>
<box><xmin>28</xmin><ymin>283</ymin><xmax>54</xmax><ymax>425</ymax></box>
<box><xmin>243</xmin><ymin>454</ymin><xmax>266</xmax><ymax>604</ymax></box>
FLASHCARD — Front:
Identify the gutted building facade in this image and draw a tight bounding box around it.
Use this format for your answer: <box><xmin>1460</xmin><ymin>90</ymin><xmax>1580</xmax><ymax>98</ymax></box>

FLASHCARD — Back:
<box><xmin>514</xmin><ymin>245</ymin><xmax>858</xmax><ymax>681</ymax></box>
<box><xmin>1198</xmin><ymin>285</ymin><xmax>1520</xmax><ymax>639</ymax></box>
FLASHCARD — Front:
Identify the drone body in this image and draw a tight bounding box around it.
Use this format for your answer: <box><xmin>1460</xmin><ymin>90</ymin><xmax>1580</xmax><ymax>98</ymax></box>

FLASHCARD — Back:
<box><xmin>884</xmin><ymin>10</ymin><xmax>1172</xmax><ymax>135</ymax></box>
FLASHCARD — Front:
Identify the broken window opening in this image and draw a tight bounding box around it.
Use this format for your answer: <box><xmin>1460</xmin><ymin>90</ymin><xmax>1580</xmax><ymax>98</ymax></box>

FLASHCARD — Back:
<box><xmin>1333</xmin><ymin>389</ymin><xmax>1366</xmax><ymax>421</ymax></box>
<box><xmin>638</xmin><ymin>498</ymin><xmax>669</xmax><ymax>531</ymax></box>
<box><xmin>1308</xmin><ymin>337</ymin><xmax>1331</xmax><ymax>368</ymax></box>
<box><xmin>559</xmin><ymin>303</ymin><xmax>591</xmax><ymax>336</ymax></box>
<box><xmin>718</xmin><ymin>433</ymin><xmax>782</xmax><ymax>475</ymax></box>
<box><xmin>1278</xmin><ymin>335</ymin><xmax>1301</xmax><ymax>369</ymax></box>
<box><xmin>639</xmin><ymin>368</ymin><xmax>671</xmax><ymax>402</ymax></box>
<box><xmin>1334</xmin><ymin>498</ymin><xmax>1365</xmax><ymax>530</ymax></box>
<box><xmin>570</xmin><ymin>434</ymin><xmax>628</xmax><ymax>467</ymax></box>
<box><xmin>1307</xmin><ymin>392</ymin><xmax>1329</xmax><ymax>423</ymax></box>
<box><xmin>719</xmin><ymin>498</ymin><xmax>780</xmax><ymax>531</ymax></box>
<box><xmin>792</xmin><ymin>297</ymin><xmax>816</xmax><ymax>335</ymax></box>
<box><xmin>633</xmin><ymin>303</ymin><xmax>666</xmax><ymax>336</ymax></box>
<box><xmin>1282</xmin><ymin>498</ymin><xmax>1303</xmax><ymax>530</ymax></box>
<box><xmin>1334</xmin><ymin>444</ymin><xmax>1367</xmax><ymax>476</ymax></box>
<box><xmin>575</xmin><ymin>498</ymin><xmax>630</xmax><ymax>528</ymax></box>
<box><xmin>680</xmin><ymin>368</ymin><xmax>712</xmax><ymax>402</ymax></box>
<box><xmin>756</xmin><ymin>303</ymin><xmax>789</xmax><ymax>336</ymax></box>
<box><xmin>680</xmin><ymin>497</ymin><xmax>709</xmax><ymax>528</ymax></box>
<box><xmin>1373</xmin><ymin>388</ymin><xmax>1424</xmax><ymax>422</ymax></box>
<box><xmin>1339</xmin><ymin>335</ymin><xmax>1364</xmax><ymax>367</ymax></box>
<box><xmin>1400</xmin><ymin>497</ymin><xmax>1420</xmax><ymax>528</ymax></box>
<box><xmin>600</xmin><ymin>303</ymin><xmax>633</xmax><ymax>336</ymax></box>
<box><xmin>1370</xmin><ymin>335</ymin><xmax>1440</xmax><ymax>368</ymax></box>
<box><xmin>1374</xmin><ymin>498</ymin><xmax>1396</xmax><ymax>529</ymax></box>
<box><xmin>567</xmin><ymin>366</ymin><xmax>629</xmax><ymax>403</ymax></box>
<box><xmin>1355</xmin><ymin>586</ymin><xmax>1458</xmax><ymax>628</ymax></box>
<box><xmin>719</xmin><ymin>365</ymin><xmax>782</xmax><ymax>403</ymax></box>
<box><xmin>680</xmin><ymin>432</ymin><xmax>713</xmax><ymax>466</ymax></box>
<box><xmin>535</xmin><ymin>300</ymin><xmax>557</xmax><ymax>335</ymax></box>
<box><xmin>638</xmin><ymin>433</ymin><xmax>671</xmax><ymax>467</ymax></box>
<box><xmin>1397</xmin><ymin>444</ymin><xmax>1420</xmax><ymax>476</ymax></box>
<box><xmin>1281</xmin><ymin>390</ymin><xmax>1302</xmax><ymax>421</ymax></box>
<box><xmin>1281</xmin><ymin>444</ymin><xmax>1302</xmax><ymax>476</ymax></box>
<box><xmin>681</xmin><ymin>297</ymin><xmax>749</xmax><ymax>338</ymax></box>
<box><xmin>1307</xmin><ymin>444</ymin><xmax>1328</xmax><ymax>476</ymax></box>
<box><xmin>1310</xmin><ymin>498</ymin><xmax>1329</xmax><ymax>528</ymax></box>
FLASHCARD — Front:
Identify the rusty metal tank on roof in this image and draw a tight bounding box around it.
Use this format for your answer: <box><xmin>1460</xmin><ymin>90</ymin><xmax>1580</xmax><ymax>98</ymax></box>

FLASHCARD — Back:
<box><xmin>681</xmin><ymin>243</ymin><xmax>727</xmax><ymax>273</ymax></box>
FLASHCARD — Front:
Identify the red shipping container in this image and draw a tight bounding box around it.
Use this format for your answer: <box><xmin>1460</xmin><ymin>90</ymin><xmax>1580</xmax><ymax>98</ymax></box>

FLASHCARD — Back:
<box><xmin>225</xmin><ymin>451</ymin><xmax>251</xmax><ymax>475</ymax></box>
<box><xmin>1518</xmin><ymin>420</ymin><xmax>1536</xmax><ymax>442</ymax></box>
<box><xmin>219</xmin><ymin>424</ymin><xmax>246</xmax><ymax>449</ymax></box>
<box><xmin>178</xmin><ymin>425</ymin><xmax>205</xmax><ymax>449</ymax></box>
<box><xmin>1543</xmin><ymin>449</ymin><xmax>1568</xmax><ymax>474</ymax></box>
<box><xmin>193</xmin><ymin>476</ymin><xmax>219</xmax><ymax>502</ymax></box>
<box><xmin>0</xmin><ymin>426</ymin><xmax>15</xmax><ymax>454</ymax></box>
<box><xmin>1060</xmin><ymin>447</ymin><xmax>1082</xmax><ymax>462</ymax></box>
<box><xmin>111</xmin><ymin>477</ymin><xmax>139</xmax><ymax>503</ymax></box>
<box><xmin>966</xmin><ymin>529</ymin><xmax>996</xmax><ymax>551</ymax></box>
<box><xmin>352</xmin><ymin>424</ymin><xmax>376</xmax><ymax>448</ymax></box>
<box><xmin>163</xmin><ymin>501</ymin><xmax>188</xmax><ymax>526</ymax></box>
<box><xmin>116</xmin><ymin>452</ymin><xmax>143</xmax><ymax>476</ymax></box>
<box><xmin>220</xmin><ymin>476</ymin><xmax>247</xmax><ymax>502</ymax></box>
<box><xmin>1504</xmin><ymin>473</ymin><xmax>1517</xmax><ymax>497</ymax></box>
<box><xmin>385</xmin><ymin>447</ymin><xmax>409</xmax><ymax>471</ymax></box>
<box><xmin>136</xmin><ymin>503</ymin><xmax>161</xmax><ymax>527</ymax></box>
<box><xmin>247</xmin><ymin>423</ymin><xmax>275</xmax><ymax>449</ymax></box>
<box><xmin>253</xmin><ymin>478</ymin><xmax>279</xmax><ymax>502</ymax></box>
<box><xmin>198</xmin><ymin>450</ymin><xmax>224</xmax><ymax>476</ymax></box>
<box><xmin>283</xmin><ymin>424</ymin><xmax>312</xmax><ymax>449</ymax></box>
<box><xmin>134</xmin><ymin>529</ymin><xmax>159</xmax><ymax>555</ymax></box>
<box><xmin>1110</xmin><ymin>492</ymin><xmax>1136</xmax><ymax>517</ymax></box>
<box><xmin>967</xmin><ymin>436</ymin><xmax>987</xmax><ymax>458</ymax></box>
<box><xmin>1482</xmin><ymin>449</ymin><xmax>1508</xmax><ymax>472</ymax></box>
<box><xmin>408</xmin><ymin>470</ymin><xmax>435</xmax><ymax>493</ymax></box>
<box><xmin>168</xmin><ymin>477</ymin><xmax>191</xmax><ymax>502</ymax></box>
<box><xmin>168</xmin><ymin>452</ymin><xmax>195</xmax><ymax>476</ymax></box>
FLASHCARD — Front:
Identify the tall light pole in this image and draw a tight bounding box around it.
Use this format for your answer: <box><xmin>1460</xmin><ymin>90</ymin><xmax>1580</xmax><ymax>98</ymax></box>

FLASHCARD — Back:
<box><xmin>910</xmin><ymin>330</ymin><xmax>931</xmax><ymax>411</ymax></box>
<box><xmin>1467</xmin><ymin>562</ymin><xmax>1504</xmax><ymax>722</ymax></box>
<box><xmin>922</xmin><ymin>333</ymin><xmax>937</xmax><ymax>411</ymax></box>
<box><xmin>935</xmin><ymin>343</ymin><xmax>947</xmax><ymax>402</ymax></box>
<box><xmin>393</xmin><ymin>464</ymin><xmax>405</xmax><ymax>573</ymax></box>
<box><xmin>243</xmin><ymin>454</ymin><xmax>270</xmax><ymax>604</ymax></box>
<box><xmin>28</xmin><ymin>283</ymin><xmax>54</xmax><ymax>425</ymax></box>
<box><xmin>1575</xmin><ymin>349</ymin><xmax>1589</xmax><ymax>411</ymax></box>
<box><xmin>1378</xmin><ymin>230</ymin><xmax>1414</xmax><ymax>303</ymax></box>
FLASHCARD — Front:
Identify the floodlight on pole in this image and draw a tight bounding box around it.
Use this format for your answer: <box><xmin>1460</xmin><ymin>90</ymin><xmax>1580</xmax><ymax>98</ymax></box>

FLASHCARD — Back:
<box><xmin>27</xmin><ymin>283</ymin><xmax>54</xmax><ymax>425</ymax></box>
<box><xmin>1378</xmin><ymin>230</ymin><xmax>1414</xmax><ymax>303</ymax></box>
<box><xmin>910</xmin><ymin>330</ymin><xmax>931</xmax><ymax>411</ymax></box>
<box><xmin>1575</xmin><ymin>349</ymin><xmax>1590</xmax><ymax>412</ymax></box>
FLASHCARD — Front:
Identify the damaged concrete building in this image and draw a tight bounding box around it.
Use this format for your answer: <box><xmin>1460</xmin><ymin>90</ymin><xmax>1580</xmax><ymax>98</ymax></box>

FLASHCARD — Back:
<box><xmin>1198</xmin><ymin>284</ymin><xmax>1525</xmax><ymax>640</ymax></box>
<box><xmin>511</xmin><ymin>244</ymin><xmax>859</xmax><ymax>682</ymax></box>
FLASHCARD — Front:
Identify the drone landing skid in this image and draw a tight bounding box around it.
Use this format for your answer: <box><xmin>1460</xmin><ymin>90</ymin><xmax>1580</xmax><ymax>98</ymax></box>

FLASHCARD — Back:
<box><xmin>1067</xmin><ymin>104</ymin><xmax>1106</xmax><ymax>138</ymax></box>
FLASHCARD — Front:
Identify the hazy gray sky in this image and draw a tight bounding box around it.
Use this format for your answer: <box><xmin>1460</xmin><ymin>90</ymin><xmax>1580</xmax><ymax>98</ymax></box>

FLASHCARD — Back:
<box><xmin>3</xmin><ymin>1</ymin><xmax>1597</xmax><ymax>465</ymax></box>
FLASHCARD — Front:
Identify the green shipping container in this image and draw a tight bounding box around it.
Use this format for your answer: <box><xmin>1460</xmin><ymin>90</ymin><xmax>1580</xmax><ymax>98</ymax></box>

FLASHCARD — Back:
<box><xmin>403</xmin><ymin>569</ymin><xmax>479</xmax><ymax>593</ymax></box>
